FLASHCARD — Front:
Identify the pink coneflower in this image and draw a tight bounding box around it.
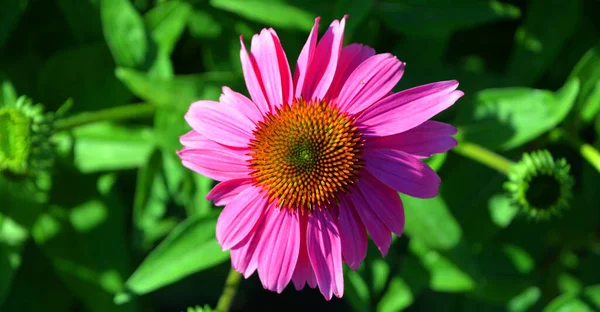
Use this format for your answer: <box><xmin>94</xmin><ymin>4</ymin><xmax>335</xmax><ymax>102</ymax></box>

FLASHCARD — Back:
<box><xmin>178</xmin><ymin>15</ymin><xmax>463</xmax><ymax>300</ymax></box>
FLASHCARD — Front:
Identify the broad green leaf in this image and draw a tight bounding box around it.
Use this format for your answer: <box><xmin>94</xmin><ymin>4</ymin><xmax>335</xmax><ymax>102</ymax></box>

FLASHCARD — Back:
<box><xmin>544</xmin><ymin>294</ymin><xmax>594</xmax><ymax>312</ymax></box>
<box><xmin>488</xmin><ymin>194</ymin><xmax>518</xmax><ymax>228</ymax></box>
<box><xmin>72</xmin><ymin>122</ymin><xmax>155</xmax><ymax>173</ymax></box>
<box><xmin>0</xmin><ymin>0</ymin><xmax>26</xmax><ymax>47</ymax></box>
<box><xmin>376</xmin><ymin>276</ymin><xmax>413</xmax><ymax>312</ymax></box>
<box><xmin>401</xmin><ymin>195</ymin><xmax>461</xmax><ymax>250</ymax></box>
<box><xmin>37</xmin><ymin>43</ymin><xmax>132</xmax><ymax>111</ymax></box>
<box><xmin>101</xmin><ymin>0</ymin><xmax>149</xmax><ymax>68</ymax></box>
<box><xmin>569</xmin><ymin>42</ymin><xmax>600</xmax><ymax>123</ymax></box>
<box><xmin>0</xmin><ymin>217</ymin><xmax>28</xmax><ymax>306</ymax></box>
<box><xmin>120</xmin><ymin>213</ymin><xmax>229</xmax><ymax>299</ymax></box>
<box><xmin>210</xmin><ymin>0</ymin><xmax>315</xmax><ymax>31</ymax></box>
<box><xmin>458</xmin><ymin>78</ymin><xmax>580</xmax><ymax>150</ymax></box>
<box><xmin>116</xmin><ymin>68</ymin><xmax>239</xmax><ymax>109</ymax></box>
<box><xmin>188</xmin><ymin>10</ymin><xmax>222</xmax><ymax>39</ymax></box>
<box><xmin>58</xmin><ymin>0</ymin><xmax>103</xmax><ymax>42</ymax></box>
<box><xmin>377</xmin><ymin>0</ymin><xmax>520</xmax><ymax>36</ymax></box>
<box><xmin>507</xmin><ymin>0</ymin><xmax>582</xmax><ymax>85</ymax></box>
<box><xmin>145</xmin><ymin>1</ymin><xmax>192</xmax><ymax>55</ymax></box>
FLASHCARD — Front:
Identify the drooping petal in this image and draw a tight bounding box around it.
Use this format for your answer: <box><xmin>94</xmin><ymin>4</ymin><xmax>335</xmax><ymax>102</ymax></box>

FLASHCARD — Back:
<box><xmin>230</xmin><ymin>207</ymin><xmax>268</xmax><ymax>278</ymax></box>
<box><xmin>367</xmin><ymin>121</ymin><xmax>458</xmax><ymax>158</ymax></box>
<box><xmin>302</xmin><ymin>16</ymin><xmax>347</xmax><ymax>101</ymax></box>
<box><xmin>347</xmin><ymin>188</ymin><xmax>392</xmax><ymax>256</ymax></box>
<box><xmin>325</xmin><ymin>43</ymin><xmax>376</xmax><ymax>102</ymax></box>
<box><xmin>364</xmin><ymin>148</ymin><xmax>441</xmax><ymax>199</ymax></box>
<box><xmin>294</xmin><ymin>17</ymin><xmax>320</xmax><ymax>99</ymax></box>
<box><xmin>179</xmin><ymin>129</ymin><xmax>205</xmax><ymax>148</ymax></box>
<box><xmin>240</xmin><ymin>36</ymin><xmax>270</xmax><ymax>114</ymax></box>
<box><xmin>292</xmin><ymin>215</ymin><xmax>317</xmax><ymax>290</ymax></box>
<box><xmin>307</xmin><ymin>209</ymin><xmax>344</xmax><ymax>300</ymax></box>
<box><xmin>185</xmin><ymin>100</ymin><xmax>255</xmax><ymax>147</ymax></box>
<box><xmin>216</xmin><ymin>185</ymin><xmax>268</xmax><ymax>250</ymax></box>
<box><xmin>257</xmin><ymin>207</ymin><xmax>301</xmax><ymax>293</ymax></box>
<box><xmin>220</xmin><ymin>87</ymin><xmax>263</xmax><ymax>123</ymax></box>
<box><xmin>177</xmin><ymin>147</ymin><xmax>249</xmax><ymax>181</ymax></box>
<box><xmin>337</xmin><ymin>53</ymin><xmax>405</xmax><ymax>114</ymax></box>
<box><xmin>207</xmin><ymin>179</ymin><xmax>254</xmax><ymax>206</ymax></box>
<box><xmin>356</xmin><ymin>172</ymin><xmax>405</xmax><ymax>237</ymax></box>
<box><xmin>338</xmin><ymin>197</ymin><xmax>367</xmax><ymax>270</ymax></box>
<box><xmin>250</xmin><ymin>29</ymin><xmax>293</xmax><ymax>109</ymax></box>
<box><xmin>358</xmin><ymin>80</ymin><xmax>463</xmax><ymax>137</ymax></box>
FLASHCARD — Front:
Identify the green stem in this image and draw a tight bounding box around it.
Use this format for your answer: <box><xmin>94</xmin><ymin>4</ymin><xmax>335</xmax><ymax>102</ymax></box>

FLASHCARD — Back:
<box><xmin>453</xmin><ymin>141</ymin><xmax>514</xmax><ymax>175</ymax></box>
<box><xmin>215</xmin><ymin>268</ymin><xmax>242</xmax><ymax>312</ymax></box>
<box><xmin>551</xmin><ymin>128</ymin><xmax>600</xmax><ymax>173</ymax></box>
<box><xmin>53</xmin><ymin>103</ymin><xmax>155</xmax><ymax>131</ymax></box>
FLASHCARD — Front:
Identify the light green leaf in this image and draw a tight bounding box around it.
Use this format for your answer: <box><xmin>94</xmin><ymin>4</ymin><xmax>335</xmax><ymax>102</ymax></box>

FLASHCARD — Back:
<box><xmin>188</xmin><ymin>10</ymin><xmax>222</xmax><ymax>39</ymax></box>
<box><xmin>377</xmin><ymin>0</ymin><xmax>520</xmax><ymax>36</ymax></box>
<box><xmin>488</xmin><ymin>194</ymin><xmax>519</xmax><ymax>228</ymax></box>
<box><xmin>544</xmin><ymin>294</ymin><xmax>594</xmax><ymax>312</ymax></box>
<box><xmin>145</xmin><ymin>0</ymin><xmax>192</xmax><ymax>55</ymax></box>
<box><xmin>0</xmin><ymin>217</ymin><xmax>28</xmax><ymax>306</ymax></box>
<box><xmin>401</xmin><ymin>195</ymin><xmax>462</xmax><ymax>250</ymax></box>
<box><xmin>458</xmin><ymin>78</ymin><xmax>580</xmax><ymax>150</ymax></box>
<box><xmin>344</xmin><ymin>269</ymin><xmax>370</xmax><ymax>312</ymax></box>
<box><xmin>72</xmin><ymin>122</ymin><xmax>155</xmax><ymax>173</ymax></box>
<box><xmin>0</xmin><ymin>77</ymin><xmax>17</xmax><ymax>108</ymax></box>
<box><xmin>119</xmin><ymin>213</ymin><xmax>229</xmax><ymax>300</ymax></box>
<box><xmin>101</xmin><ymin>0</ymin><xmax>149</xmax><ymax>68</ymax></box>
<box><xmin>210</xmin><ymin>0</ymin><xmax>315</xmax><ymax>31</ymax></box>
<box><xmin>584</xmin><ymin>285</ymin><xmax>600</xmax><ymax>309</ymax></box>
<box><xmin>507</xmin><ymin>286</ymin><xmax>541</xmax><ymax>312</ymax></box>
<box><xmin>377</xmin><ymin>276</ymin><xmax>413</xmax><ymax>312</ymax></box>
<box><xmin>569</xmin><ymin>42</ymin><xmax>600</xmax><ymax>123</ymax></box>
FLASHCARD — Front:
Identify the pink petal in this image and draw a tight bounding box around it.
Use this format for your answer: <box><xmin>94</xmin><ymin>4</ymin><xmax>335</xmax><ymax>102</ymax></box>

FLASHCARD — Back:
<box><xmin>220</xmin><ymin>87</ymin><xmax>263</xmax><ymax>123</ymax></box>
<box><xmin>347</xmin><ymin>189</ymin><xmax>392</xmax><ymax>256</ymax></box>
<box><xmin>364</xmin><ymin>148</ymin><xmax>441</xmax><ymax>199</ymax></box>
<box><xmin>325</xmin><ymin>43</ymin><xmax>376</xmax><ymax>103</ymax></box>
<box><xmin>357</xmin><ymin>80</ymin><xmax>464</xmax><ymax>137</ymax></box>
<box><xmin>338</xmin><ymin>197</ymin><xmax>367</xmax><ymax>270</ymax></box>
<box><xmin>250</xmin><ymin>29</ymin><xmax>293</xmax><ymax>109</ymax></box>
<box><xmin>216</xmin><ymin>185</ymin><xmax>268</xmax><ymax>250</ymax></box>
<box><xmin>307</xmin><ymin>209</ymin><xmax>344</xmax><ymax>300</ymax></box>
<box><xmin>292</xmin><ymin>215</ymin><xmax>318</xmax><ymax>290</ymax></box>
<box><xmin>177</xmin><ymin>147</ymin><xmax>249</xmax><ymax>181</ymax></box>
<box><xmin>302</xmin><ymin>16</ymin><xmax>347</xmax><ymax>101</ymax></box>
<box><xmin>240</xmin><ymin>36</ymin><xmax>270</xmax><ymax>114</ymax></box>
<box><xmin>179</xmin><ymin>130</ymin><xmax>205</xmax><ymax>148</ymax></box>
<box><xmin>367</xmin><ymin>121</ymin><xmax>458</xmax><ymax>158</ymax></box>
<box><xmin>294</xmin><ymin>17</ymin><xmax>320</xmax><ymax>99</ymax></box>
<box><xmin>230</xmin><ymin>204</ymin><xmax>270</xmax><ymax>278</ymax></box>
<box><xmin>356</xmin><ymin>172</ymin><xmax>405</xmax><ymax>236</ymax></box>
<box><xmin>337</xmin><ymin>53</ymin><xmax>405</xmax><ymax>115</ymax></box>
<box><xmin>257</xmin><ymin>207</ymin><xmax>301</xmax><ymax>293</ymax></box>
<box><xmin>184</xmin><ymin>100</ymin><xmax>255</xmax><ymax>148</ymax></box>
<box><xmin>207</xmin><ymin>179</ymin><xmax>254</xmax><ymax>206</ymax></box>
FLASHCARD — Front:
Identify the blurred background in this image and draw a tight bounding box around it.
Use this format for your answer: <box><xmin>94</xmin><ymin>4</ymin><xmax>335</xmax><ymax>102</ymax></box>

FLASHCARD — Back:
<box><xmin>1</xmin><ymin>0</ymin><xmax>599</xmax><ymax>311</ymax></box>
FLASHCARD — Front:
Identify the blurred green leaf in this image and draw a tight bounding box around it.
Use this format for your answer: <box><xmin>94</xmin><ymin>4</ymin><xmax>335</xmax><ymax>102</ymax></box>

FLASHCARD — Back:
<box><xmin>145</xmin><ymin>0</ymin><xmax>192</xmax><ymax>56</ymax></box>
<box><xmin>0</xmin><ymin>217</ymin><xmax>28</xmax><ymax>306</ymax></box>
<box><xmin>210</xmin><ymin>0</ymin><xmax>315</xmax><ymax>31</ymax></box>
<box><xmin>0</xmin><ymin>0</ymin><xmax>27</xmax><ymax>47</ymax></box>
<box><xmin>72</xmin><ymin>122</ymin><xmax>155</xmax><ymax>173</ymax></box>
<box><xmin>507</xmin><ymin>286</ymin><xmax>541</xmax><ymax>312</ymax></box>
<box><xmin>458</xmin><ymin>78</ymin><xmax>580</xmax><ymax>150</ymax></box>
<box><xmin>488</xmin><ymin>194</ymin><xmax>518</xmax><ymax>228</ymax></box>
<box><xmin>584</xmin><ymin>285</ymin><xmax>600</xmax><ymax>310</ymax></box>
<box><xmin>37</xmin><ymin>43</ymin><xmax>132</xmax><ymax>111</ymax></box>
<box><xmin>345</xmin><ymin>269</ymin><xmax>370</xmax><ymax>312</ymax></box>
<box><xmin>101</xmin><ymin>0</ymin><xmax>149</xmax><ymax>68</ymax></box>
<box><xmin>507</xmin><ymin>0</ymin><xmax>582</xmax><ymax>85</ymax></box>
<box><xmin>116</xmin><ymin>68</ymin><xmax>237</xmax><ymax>109</ymax></box>
<box><xmin>188</xmin><ymin>10</ymin><xmax>222</xmax><ymax>39</ymax></box>
<box><xmin>569</xmin><ymin>42</ymin><xmax>600</xmax><ymax>123</ymax></box>
<box><xmin>119</xmin><ymin>213</ymin><xmax>229</xmax><ymax>300</ymax></box>
<box><xmin>57</xmin><ymin>0</ymin><xmax>103</xmax><ymax>42</ymax></box>
<box><xmin>334</xmin><ymin>0</ymin><xmax>372</xmax><ymax>40</ymax></box>
<box><xmin>544</xmin><ymin>293</ymin><xmax>594</xmax><ymax>312</ymax></box>
<box><xmin>376</xmin><ymin>276</ymin><xmax>413</xmax><ymax>312</ymax></box>
<box><xmin>377</xmin><ymin>0</ymin><xmax>520</xmax><ymax>36</ymax></box>
<box><xmin>401</xmin><ymin>195</ymin><xmax>461</xmax><ymax>250</ymax></box>
<box><xmin>0</xmin><ymin>77</ymin><xmax>17</xmax><ymax>108</ymax></box>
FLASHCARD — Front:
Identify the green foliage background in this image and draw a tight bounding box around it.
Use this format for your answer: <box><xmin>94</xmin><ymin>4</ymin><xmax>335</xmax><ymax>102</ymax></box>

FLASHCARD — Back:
<box><xmin>1</xmin><ymin>0</ymin><xmax>600</xmax><ymax>311</ymax></box>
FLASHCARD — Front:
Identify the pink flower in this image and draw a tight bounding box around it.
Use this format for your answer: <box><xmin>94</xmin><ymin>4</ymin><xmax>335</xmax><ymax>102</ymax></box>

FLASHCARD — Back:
<box><xmin>178</xmin><ymin>16</ymin><xmax>463</xmax><ymax>300</ymax></box>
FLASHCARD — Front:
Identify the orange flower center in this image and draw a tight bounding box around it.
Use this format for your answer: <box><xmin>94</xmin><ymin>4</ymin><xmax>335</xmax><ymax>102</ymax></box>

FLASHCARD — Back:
<box><xmin>248</xmin><ymin>99</ymin><xmax>363</xmax><ymax>214</ymax></box>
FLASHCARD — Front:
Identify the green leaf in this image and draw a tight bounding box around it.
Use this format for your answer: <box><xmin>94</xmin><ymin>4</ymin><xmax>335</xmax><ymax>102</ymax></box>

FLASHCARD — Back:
<box><xmin>210</xmin><ymin>0</ymin><xmax>315</xmax><ymax>31</ymax></box>
<box><xmin>569</xmin><ymin>42</ymin><xmax>600</xmax><ymax>123</ymax></box>
<box><xmin>0</xmin><ymin>77</ymin><xmax>17</xmax><ymax>108</ymax></box>
<box><xmin>0</xmin><ymin>0</ymin><xmax>27</xmax><ymax>47</ymax></box>
<box><xmin>401</xmin><ymin>195</ymin><xmax>462</xmax><ymax>250</ymax></box>
<box><xmin>376</xmin><ymin>276</ymin><xmax>413</xmax><ymax>312</ymax></box>
<box><xmin>488</xmin><ymin>194</ymin><xmax>519</xmax><ymax>228</ymax></box>
<box><xmin>0</xmin><ymin>217</ymin><xmax>28</xmax><ymax>306</ymax></box>
<box><xmin>116</xmin><ymin>68</ymin><xmax>239</xmax><ymax>110</ymax></box>
<box><xmin>344</xmin><ymin>269</ymin><xmax>370</xmax><ymax>312</ymax></box>
<box><xmin>119</xmin><ymin>213</ymin><xmax>229</xmax><ymax>300</ymax></box>
<box><xmin>188</xmin><ymin>10</ymin><xmax>222</xmax><ymax>39</ymax></box>
<box><xmin>145</xmin><ymin>0</ymin><xmax>192</xmax><ymax>56</ymax></box>
<box><xmin>101</xmin><ymin>0</ymin><xmax>149</xmax><ymax>68</ymax></box>
<box><xmin>37</xmin><ymin>43</ymin><xmax>132</xmax><ymax>111</ymax></box>
<box><xmin>507</xmin><ymin>286</ymin><xmax>541</xmax><ymax>312</ymax></box>
<box><xmin>584</xmin><ymin>285</ymin><xmax>600</xmax><ymax>310</ymax></box>
<box><xmin>57</xmin><ymin>0</ymin><xmax>103</xmax><ymax>42</ymax></box>
<box><xmin>72</xmin><ymin>122</ymin><xmax>155</xmax><ymax>173</ymax></box>
<box><xmin>507</xmin><ymin>0</ymin><xmax>582</xmax><ymax>85</ymax></box>
<box><xmin>377</xmin><ymin>0</ymin><xmax>520</xmax><ymax>36</ymax></box>
<box><xmin>544</xmin><ymin>294</ymin><xmax>594</xmax><ymax>312</ymax></box>
<box><xmin>458</xmin><ymin>78</ymin><xmax>580</xmax><ymax>151</ymax></box>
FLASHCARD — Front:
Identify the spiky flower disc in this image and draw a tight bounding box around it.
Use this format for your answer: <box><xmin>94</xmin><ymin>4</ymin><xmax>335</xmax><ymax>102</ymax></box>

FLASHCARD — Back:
<box><xmin>505</xmin><ymin>150</ymin><xmax>574</xmax><ymax>220</ymax></box>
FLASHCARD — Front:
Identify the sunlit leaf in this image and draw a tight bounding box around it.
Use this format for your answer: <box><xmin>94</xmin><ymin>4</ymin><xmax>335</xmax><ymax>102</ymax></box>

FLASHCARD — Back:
<box><xmin>101</xmin><ymin>0</ymin><xmax>149</xmax><ymax>68</ymax></box>
<box><xmin>569</xmin><ymin>42</ymin><xmax>600</xmax><ymax>123</ymax></box>
<box><xmin>145</xmin><ymin>0</ymin><xmax>192</xmax><ymax>55</ymax></box>
<box><xmin>210</xmin><ymin>0</ymin><xmax>315</xmax><ymax>31</ymax></box>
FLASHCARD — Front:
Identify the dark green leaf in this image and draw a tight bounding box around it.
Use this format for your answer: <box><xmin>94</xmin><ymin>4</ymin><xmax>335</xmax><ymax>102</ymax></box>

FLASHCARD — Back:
<box><xmin>0</xmin><ymin>217</ymin><xmax>28</xmax><ymax>306</ymax></box>
<box><xmin>569</xmin><ymin>42</ymin><xmax>600</xmax><ymax>123</ymax></box>
<box><xmin>188</xmin><ymin>10</ymin><xmax>222</xmax><ymax>39</ymax></box>
<box><xmin>0</xmin><ymin>0</ymin><xmax>26</xmax><ymax>47</ymax></box>
<box><xmin>57</xmin><ymin>0</ymin><xmax>103</xmax><ymax>42</ymax></box>
<box><xmin>145</xmin><ymin>1</ymin><xmax>192</xmax><ymax>55</ymax></box>
<box><xmin>210</xmin><ymin>0</ymin><xmax>315</xmax><ymax>31</ymax></box>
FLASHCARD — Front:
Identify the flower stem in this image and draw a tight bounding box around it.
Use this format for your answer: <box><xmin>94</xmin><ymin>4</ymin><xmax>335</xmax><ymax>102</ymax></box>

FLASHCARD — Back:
<box><xmin>550</xmin><ymin>128</ymin><xmax>600</xmax><ymax>173</ymax></box>
<box><xmin>53</xmin><ymin>103</ymin><xmax>155</xmax><ymax>131</ymax></box>
<box><xmin>453</xmin><ymin>141</ymin><xmax>514</xmax><ymax>175</ymax></box>
<box><xmin>215</xmin><ymin>268</ymin><xmax>242</xmax><ymax>312</ymax></box>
